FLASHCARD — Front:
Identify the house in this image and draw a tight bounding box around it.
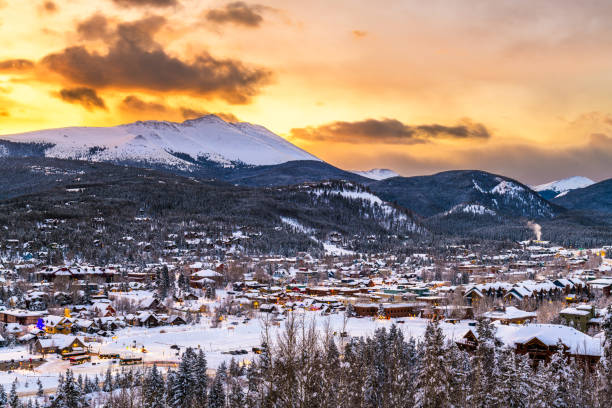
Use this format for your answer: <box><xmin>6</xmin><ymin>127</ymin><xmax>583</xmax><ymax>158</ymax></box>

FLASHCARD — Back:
<box><xmin>353</xmin><ymin>303</ymin><xmax>427</xmax><ymax>318</ymax></box>
<box><xmin>135</xmin><ymin>312</ymin><xmax>161</xmax><ymax>328</ymax></box>
<box><xmin>559</xmin><ymin>305</ymin><xmax>596</xmax><ymax>332</ymax></box>
<box><xmin>138</xmin><ymin>298</ymin><xmax>167</xmax><ymax>313</ymax></box>
<box><xmin>91</xmin><ymin>302</ymin><xmax>116</xmax><ymax>317</ymax></box>
<box><xmin>481</xmin><ymin>306</ymin><xmax>537</xmax><ymax>325</ymax></box>
<box><xmin>457</xmin><ymin>324</ymin><xmax>602</xmax><ymax>367</ymax></box>
<box><xmin>4</xmin><ymin>323</ymin><xmax>23</xmax><ymax>337</ymax></box>
<box><xmin>72</xmin><ymin>318</ymin><xmax>95</xmax><ymax>334</ymax></box>
<box><xmin>34</xmin><ymin>336</ymin><xmax>87</xmax><ymax>356</ymax></box>
<box><xmin>190</xmin><ymin>269</ymin><xmax>223</xmax><ymax>288</ymax></box>
<box><xmin>167</xmin><ymin>315</ymin><xmax>186</xmax><ymax>326</ymax></box>
<box><xmin>96</xmin><ymin>317</ymin><xmax>124</xmax><ymax>331</ymax></box>
<box><xmin>508</xmin><ymin>324</ymin><xmax>601</xmax><ymax>367</ymax></box>
<box><xmin>0</xmin><ymin>310</ymin><xmax>47</xmax><ymax>325</ymax></box>
<box><xmin>42</xmin><ymin>316</ymin><xmax>73</xmax><ymax>335</ymax></box>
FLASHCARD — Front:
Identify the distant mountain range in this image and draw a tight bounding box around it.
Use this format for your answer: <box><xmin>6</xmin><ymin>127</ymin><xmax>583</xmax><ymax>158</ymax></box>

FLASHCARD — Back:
<box><xmin>351</xmin><ymin>168</ymin><xmax>399</xmax><ymax>180</ymax></box>
<box><xmin>0</xmin><ymin>116</ymin><xmax>610</xmax><ymax>245</ymax></box>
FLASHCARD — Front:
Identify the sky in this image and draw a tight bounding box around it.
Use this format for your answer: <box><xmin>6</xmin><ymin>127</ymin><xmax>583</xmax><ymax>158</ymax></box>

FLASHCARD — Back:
<box><xmin>0</xmin><ymin>0</ymin><xmax>611</xmax><ymax>184</ymax></box>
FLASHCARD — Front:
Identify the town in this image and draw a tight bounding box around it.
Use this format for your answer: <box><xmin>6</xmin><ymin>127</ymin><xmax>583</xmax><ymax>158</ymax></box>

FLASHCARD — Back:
<box><xmin>0</xmin><ymin>229</ymin><xmax>610</xmax><ymax>406</ymax></box>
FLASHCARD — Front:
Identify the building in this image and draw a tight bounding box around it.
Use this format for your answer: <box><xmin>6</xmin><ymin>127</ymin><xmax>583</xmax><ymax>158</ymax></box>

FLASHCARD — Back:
<box><xmin>481</xmin><ymin>306</ymin><xmax>537</xmax><ymax>325</ymax></box>
<box><xmin>559</xmin><ymin>305</ymin><xmax>596</xmax><ymax>332</ymax></box>
<box><xmin>0</xmin><ymin>310</ymin><xmax>47</xmax><ymax>325</ymax></box>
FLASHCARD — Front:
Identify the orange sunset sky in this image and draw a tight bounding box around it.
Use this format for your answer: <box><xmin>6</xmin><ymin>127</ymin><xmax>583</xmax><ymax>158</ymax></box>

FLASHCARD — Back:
<box><xmin>0</xmin><ymin>0</ymin><xmax>611</xmax><ymax>184</ymax></box>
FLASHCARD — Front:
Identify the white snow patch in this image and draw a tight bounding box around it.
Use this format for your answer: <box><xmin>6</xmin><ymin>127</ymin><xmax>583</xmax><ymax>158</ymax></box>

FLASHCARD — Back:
<box><xmin>280</xmin><ymin>217</ymin><xmax>314</xmax><ymax>234</ymax></box>
<box><xmin>491</xmin><ymin>180</ymin><xmax>524</xmax><ymax>196</ymax></box>
<box><xmin>323</xmin><ymin>242</ymin><xmax>355</xmax><ymax>255</ymax></box>
<box><xmin>445</xmin><ymin>203</ymin><xmax>496</xmax><ymax>216</ymax></box>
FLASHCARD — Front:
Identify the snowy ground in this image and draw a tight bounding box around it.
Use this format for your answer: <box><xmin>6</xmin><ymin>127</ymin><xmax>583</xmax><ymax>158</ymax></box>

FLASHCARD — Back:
<box><xmin>0</xmin><ymin>311</ymin><xmax>475</xmax><ymax>395</ymax></box>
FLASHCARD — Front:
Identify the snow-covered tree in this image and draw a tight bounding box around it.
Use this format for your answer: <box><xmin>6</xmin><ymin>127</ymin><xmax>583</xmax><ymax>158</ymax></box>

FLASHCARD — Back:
<box><xmin>102</xmin><ymin>368</ymin><xmax>113</xmax><ymax>392</ymax></box>
<box><xmin>36</xmin><ymin>379</ymin><xmax>43</xmax><ymax>398</ymax></box>
<box><xmin>0</xmin><ymin>384</ymin><xmax>7</xmax><ymax>408</ymax></box>
<box><xmin>8</xmin><ymin>381</ymin><xmax>18</xmax><ymax>408</ymax></box>
<box><xmin>470</xmin><ymin>318</ymin><xmax>500</xmax><ymax>408</ymax></box>
<box><xmin>142</xmin><ymin>364</ymin><xmax>166</xmax><ymax>408</ymax></box>
<box><xmin>416</xmin><ymin>321</ymin><xmax>449</xmax><ymax>408</ymax></box>
<box><xmin>597</xmin><ymin>305</ymin><xmax>612</xmax><ymax>407</ymax></box>
<box><xmin>209</xmin><ymin>368</ymin><xmax>226</xmax><ymax>408</ymax></box>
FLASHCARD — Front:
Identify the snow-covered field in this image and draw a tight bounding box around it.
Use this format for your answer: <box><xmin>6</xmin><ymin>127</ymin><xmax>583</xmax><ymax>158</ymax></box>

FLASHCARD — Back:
<box><xmin>0</xmin><ymin>312</ymin><xmax>474</xmax><ymax>395</ymax></box>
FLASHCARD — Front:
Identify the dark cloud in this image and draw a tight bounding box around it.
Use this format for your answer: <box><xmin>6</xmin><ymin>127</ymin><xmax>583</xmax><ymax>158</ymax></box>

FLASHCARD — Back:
<box><xmin>112</xmin><ymin>0</ymin><xmax>178</xmax><ymax>8</ymax></box>
<box><xmin>121</xmin><ymin>95</ymin><xmax>167</xmax><ymax>112</ymax></box>
<box><xmin>58</xmin><ymin>87</ymin><xmax>107</xmax><ymax>111</ymax></box>
<box><xmin>42</xmin><ymin>15</ymin><xmax>271</xmax><ymax>104</ymax></box>
<box><xmin>180</xmin><ymin>107</ymin><xmax>238</xmax><ymax>122</ymax></box>
<box><xmin>41</xmin><ymin>1</ymin><xmax>58</xmax><ymax>13</ymax></box>
<box><xmin>120</xmin><ymin>96</ymin><xmax>240</xmax><ymax>122</ymax></box>
<box><xmin>77</xmin><ymin>14</ymin><xmax>111</xmax><ymax>41</ymax></box>
<box><xmin>0</xmin><ymin>59</ymin><xmax>35</xmax><ymax>72</ymax></box>
<box><xmin>352</xmin><ymin>30</ymin><xmax>367</xmax><ymax>38</ymax></box>
<box><xmin>289</xmin><ymin>118</ymin><xmax>491</xmax><ymax>144</ymax></box>
<box><xmin>416</xmin><ymin>121</ymin><xmax>491</xmax><ymax>139</ymax></box>
<box><xmin>205</xmin><ymin>2</ymin><xmax>267</xmax><ymax>27</ymax></box>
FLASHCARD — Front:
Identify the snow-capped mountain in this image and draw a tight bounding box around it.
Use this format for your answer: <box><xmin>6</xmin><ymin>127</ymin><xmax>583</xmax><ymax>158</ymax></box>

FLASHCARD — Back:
<box><xmin>0</xmin><ymin>115</ymin><xmax>319</xmax><ymax>168</ymax></box>
<box><xmin>532</xmin><ymin>176</ymin><xmax>595</xmax><ymax>199</ymax></box>
<box><xmin>351</xmin><ymin>168</ymin><xmax>399</xmax><ymax>180</ymax></box>
<box><xmin>369</xmin><ymin>170</ymin><xmax>557</xmax><ymax>219</ymax></box>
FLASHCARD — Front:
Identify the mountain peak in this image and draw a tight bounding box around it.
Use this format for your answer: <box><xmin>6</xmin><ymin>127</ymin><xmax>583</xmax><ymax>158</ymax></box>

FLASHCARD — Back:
<box><xmin>532</xmin><ymin>176</ymin><xmax>595</xmax><ymax>199</ymax></box>
<box><xmin>351</xmin><ymin>168</ymin><xmax>399</xmax><ymax>180</ymax></box>
<box><xmin>0</xmin><ymin>117</ymin><xmax>320</xmax><ymax>167</ymax></box>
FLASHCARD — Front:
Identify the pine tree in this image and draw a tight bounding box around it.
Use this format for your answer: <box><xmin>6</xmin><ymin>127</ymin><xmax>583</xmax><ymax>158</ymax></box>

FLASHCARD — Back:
<box><xmin>158</xmin><ymin>266</ymin><xmax>170</xmax><ymax>299</ymax></box>
<box><xmin>345</xmin><ymin>303</ymin><xmax>355</xmax><ymax>317</ymax></box>
<box><xmin>530</xmin><ymin>355</ymin><xmax>555</xmax><ymax>408</ymax></box>
<box><xmin>416</xmin><ymin>321</ymin><xmax>449</xmax><ymax>408</ymax></box>
<box><xmin>363</xmin><ymin>329</ymin><xmax>387</xmax><ymax>408</ymax></box>
<box><xmin>495</xmin><ymin>347</ymin><xmax>525</xmax><ymax>408</ymax></box>
<box><xmin>245</xmin><ymin>361</ymin><xmax>260</xmax><ymax>408</ymax></box>
<box><xmin>165</xmin><ymin>370</ymin><xmax>176</xmax><ymax>408</ymax></box>
<box><xmin>446</xmin><ymin>342</ymin><xmax>471</xmax><ymax>407</ymax></box>
<box><xmin>228</xmin><ymin>376</ymin><xmax>245</xmax><ymax>408</ymax></box>
<box><xmin>549</xmin><ymin>341</ymin><xmax>574</xmax><ymax>408</ymax></box>
<box><xmin>8</xmin><ymin>381</ymin><xmax>18</xmax><ymax>408</ymax></box>
<box><xmin>102</xmin><ymin>367</ymin><xmax>113</xmax><ymax>392</ymax></box>
<box><xmin>36</xmin><ymin>379</ymin><xmax>43</xmax><ymax>398</ymax></box>
<box><xmin>191</xmin><ymin>349</ymin><xmax>209</xmax><ymax>408</ymax></box>
<box><xmin>597</xmin><ymin>305</ymin><xmax>612</xmax><ymax>407</ymax></box>
<box><xmin>470</xmin><ymin>318</ymin><xmax>500</xmax><ymax>408</ymax></box>
<box><xmin>0</xmin><ymin>384</ymin><xmax>7</xmax><ymax>408</ymax></box>
<box><xmin>322</xmin><ymin>339</ymin><xmax>341</xmax><ymax>408</ymax></box>
<box><xmin>170</xmin><ymin>364</ymin><xmax>188</xmax><ymax>407</ymax></box>
<box><xmin>51</xmin><ymin>370</ymin><xmax>86</xmax><ymax>408</ymax></box>
<box><xmin>92</xmin><ymin>375</ymin><xmax>100</xmax><ymax>392</ymax></box>
<box><xmin>376</xmin><ymin>303</ymin><xmax>386</xmax><ymax>319</ymax></box>
<box><xmin>209</xmin><ymin>369</ymin><xmax>226</xmax><ymax>408</ymax></box>
<box><xmin>142</xmin><ymin>364</ymin><xmax>166</xmax><ymax>408</ymax></box>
